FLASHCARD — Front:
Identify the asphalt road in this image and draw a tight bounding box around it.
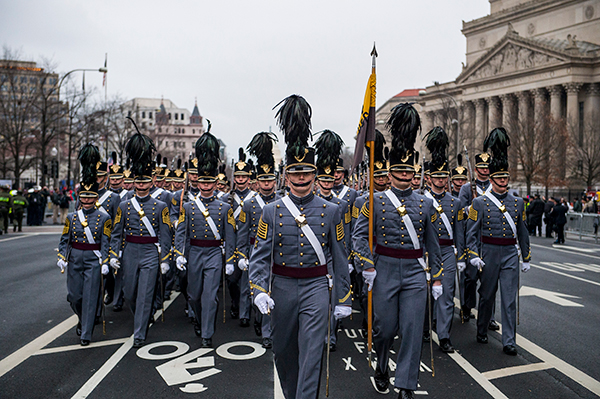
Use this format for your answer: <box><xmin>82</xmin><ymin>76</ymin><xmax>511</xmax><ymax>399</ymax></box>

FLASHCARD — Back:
<box><xmin>1</xmin><ymin>229</ymin><xmax>599</xmax><ymax>398</ymax></box>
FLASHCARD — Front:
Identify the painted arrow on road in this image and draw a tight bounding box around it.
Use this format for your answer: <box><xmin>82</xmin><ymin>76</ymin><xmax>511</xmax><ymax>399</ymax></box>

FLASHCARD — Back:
<box><xmin>520</xmin><ymin>286</ymin><xmax>584</xmax><ymax>307</ymax></box>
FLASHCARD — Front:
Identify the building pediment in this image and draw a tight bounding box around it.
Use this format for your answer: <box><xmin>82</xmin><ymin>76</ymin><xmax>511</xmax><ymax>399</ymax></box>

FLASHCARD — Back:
<box><xmin>457</xmin><ymin>26</ymin><xmax>598</xmax><ymax>84</ymax></box>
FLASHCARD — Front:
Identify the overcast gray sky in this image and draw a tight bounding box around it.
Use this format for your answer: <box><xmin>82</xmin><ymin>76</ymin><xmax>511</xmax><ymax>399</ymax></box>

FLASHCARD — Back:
<box><xmin>2</xmin><ymin>0</ymin><xmax>490</xmax><ymax>159</ymax></box>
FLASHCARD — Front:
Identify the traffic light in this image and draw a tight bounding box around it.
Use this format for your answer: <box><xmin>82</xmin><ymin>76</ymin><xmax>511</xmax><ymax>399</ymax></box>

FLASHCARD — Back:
<box><xmin>43</xmin><ymin>163</ymin><xmax>48</xmax><ymax>176</ymax></box>
<box><xmin>51</xmin><ymin>160</ymin><xmax>59</xmax><ymax>179</ymax></box>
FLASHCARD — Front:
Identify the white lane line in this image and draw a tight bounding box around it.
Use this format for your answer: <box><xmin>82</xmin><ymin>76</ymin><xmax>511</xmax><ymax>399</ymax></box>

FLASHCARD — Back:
<box><xmin>274</xmin><ymin>359</ymin><xmax>284</xmax><ymax>399</ymax></box>
<box><xmin>553</xmin><ymin>244</ymin><xmax>599</xmax><ymax>253</ymax></box>
<box><xmin>483</xmin><ymin>363</ymin><xmax>553</xmax><ymax>380</ymax></box>
<box><xmin>431</xmin><ymin>332</ymin><xmax>509</xmax><ymax>399</ymax></box>
<box><xmin>33</xmin><ymin>338</ymin><xmax>130</xmax><ymax>356</ymax></box>
<box><xmin>531</xmin><ymin>243</ymin><xmax>600</xmax><ymax>260</ymax></box>
<box><xmin>0</xmin><ymin>233</ymin><xmax>40</xmax><ymax>243</ymax></box>
<box><xmin>452</xmin><ymin>298</ymin><xmax>600</xmax><ymax>396</ymax></box>
<box><xmin>70</xmin><ymin>292</ymin><xmax>180</xmax><ymax>399</ymax></box>
<box><xmin>532</xmin><ymin>264</ymin><xmax>600</xmax><ymax>287</ymax></box>
<box><xmin>0</xmin><ymin>314</ymin><xmax>78</xmax><ymax>378</ymax></box>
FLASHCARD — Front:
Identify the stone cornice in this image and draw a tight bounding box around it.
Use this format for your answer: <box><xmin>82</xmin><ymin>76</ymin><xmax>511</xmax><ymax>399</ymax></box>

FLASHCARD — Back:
<box><xmin>462</xmin><ymin>0</ymin><xmax>582</xmax><ymax>36</ymax></box>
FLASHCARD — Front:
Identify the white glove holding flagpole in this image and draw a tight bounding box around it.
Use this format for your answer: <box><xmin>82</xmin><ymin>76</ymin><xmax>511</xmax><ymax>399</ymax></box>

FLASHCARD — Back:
<box><xmin>57</xmin><ymin>259</ymin><xmax>67</xmax><ymax>273</ymax></box>
<box><xmin>254</xmin><ymin>292</ymin><xmax>274</xmax><ymax>315</ymax></box>
<box><xmin>176</xmin><ymin>256</ymin><xmax>187</xmax><ymax>271</ymax></box>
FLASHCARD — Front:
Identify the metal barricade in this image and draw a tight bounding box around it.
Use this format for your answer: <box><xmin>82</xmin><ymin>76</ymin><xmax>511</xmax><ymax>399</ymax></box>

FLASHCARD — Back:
<box><xmin>565</xmin><ymin>212</ymin><xmax>599</xmax><ymax>243</ymax></box>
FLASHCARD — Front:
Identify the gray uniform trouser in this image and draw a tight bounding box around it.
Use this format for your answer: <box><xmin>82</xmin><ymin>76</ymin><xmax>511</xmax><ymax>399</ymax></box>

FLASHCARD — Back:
<box><xmin>67</xmin><ymin>249</ymin><xmax>101</xmax><ymax>341</ymax></box>
<box><xmin>239</xmin><ymin>268</ymin><xmax>252</xmax><ymax>319</ymax></box>
<box><xmin>272</xmin><ymin>275</ymin><xmax>328</xmax><ymax>399</ymax></box>
<box><xmin>435</xmin><ymin>246</ymin><xmax>456</xmax><ymax>340</ymax></box>
<box><xmin>478</xmin><ymin>243</ymin><xmax>519</xmax><ymax>347</ymax></box>
<box><xmin>122</xmin><ymin>242</ymin><xmax>159</xmax><ymax>340</ymax></box>
<box><xmin>112</xmin><ymin>268</ymin><xmax>124</xmax><ymax>307</ymax></box>
<box><xmin>373</xmin><ymin>255</ymin><xmax>427</xmax><ymax>391</ymax></box>
<box><xmin>187</xmin><ymin>245</ymin><xmax>222</xmax><ymax>339</ymax></box>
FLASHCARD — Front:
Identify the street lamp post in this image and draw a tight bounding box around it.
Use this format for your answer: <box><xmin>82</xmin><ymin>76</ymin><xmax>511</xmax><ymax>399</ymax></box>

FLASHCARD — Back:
<box><xmin>56</xmin><ymin>66</ymin><xmax>107</xmax><ymax>188</ymax></box>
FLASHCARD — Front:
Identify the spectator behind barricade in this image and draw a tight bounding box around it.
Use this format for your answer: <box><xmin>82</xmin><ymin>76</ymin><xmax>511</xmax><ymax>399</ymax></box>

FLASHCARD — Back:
<box><xmin>573</xmin><ymin>197</ymin><xmax>583</xmax><ymax>213</ymax></box>
<box><xmin>528</xmin><ymin>193</ymin><xmax>545</xmax><ymax>237</ymax></box>
<box><xmin>59</xmin><ymin>190</ymin><xmax>71</xmax><ymax>224</ymax></box>
<box><xmin>551</xmin><ymin>198</ymin><xmax>568</xmax><ymax>244</ymax></box>
<box><xmin>51</xmin><ymin>187</ymin><xmax>60</xmax><ymax>224</ymax></box>
<box><xmin>544</xmin><ymin>197</ymin><xmax>556</xmax><ymax>238</ymax></box>
<box><xmin>583</xmin><ymin>197</ymin><xmax>597</xmax><ymax>213</ymax></box>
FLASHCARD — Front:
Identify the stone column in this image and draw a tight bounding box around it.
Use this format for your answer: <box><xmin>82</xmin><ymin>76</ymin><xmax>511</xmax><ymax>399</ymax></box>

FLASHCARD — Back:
<box><xmin>531</xmin><ymin>88</ymin><xmax>547</xmax><ymax>130</ymax></box>
<box><xmin>486</xmin><ymin>96</ymin><xmax>501</xmax><ymax>129</ymax></box>
<box><xmin>463</xmin><ymin>101</ymin><xmax>476</xmax><ymax>153</ymax></box>
<box><xmin>585</xmin><ymin>83</ymin><xmax>600</xmax><ymax>128</ymax></box>
<box><xmin>499</xmin><ymin>93</ymin><xmax>515</xmax><ymax>128</ymax></box>
<box><xmin>516</xmin><ymin>91</ymin><xmax>531</xmax><ymax>132</ymax></box>
<box><xmin>474</xmin><ymin>98</ymin><xmax>486</xmax><ymax>149</ymax></box>
<box><xmin>564</xmin><ymin>82</ymin><xmax>583</xmax><ymax>138</ymax></box>
<box><xmin>548</xmin><ymin>85</ymin><xmax>563</xmax><ymax>121</ymax></box>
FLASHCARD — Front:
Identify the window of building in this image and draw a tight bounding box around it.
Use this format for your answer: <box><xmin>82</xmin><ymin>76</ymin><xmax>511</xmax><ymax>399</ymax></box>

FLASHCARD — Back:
<box><xmin>20</xmin><ymin>77</ymin><xmax>27</xmax><ymax>83</ymax></box>
<box><xmin>192</xmin><ymin>129</ymin><xmax>195</xmax><ymax>134</ymax></box>
<box><xmin>182</xmin><ymin>128</ymin><xmax>185</xmax><ymax>134</ymax></box>
<box><xmin>149</xmin><ymin>111</ymin><xmax>153</xmax><ymax>119</ymax></box>
<box><xmin>142</xmin><ymin>111</ymin><xmax>146</xmax><ymax>118</ymax></box>
<box><xmin>30</xmin><ymin>77</ymin><xmax>37</xmax><ymax>84</ymax></box>
<box><xmin>159</xmin><ymin>127</ymin><xmax>162</xmax><ymax>133</ymax></box>
<box><xmin>181</xmin><ymin>113</ymin><xmax>184</xmax><ymax>120</ymax></box>
<box><xmin>175</xmin><ymin>113</ymin><xmax>179</xmax><ymax>120</ymax></box>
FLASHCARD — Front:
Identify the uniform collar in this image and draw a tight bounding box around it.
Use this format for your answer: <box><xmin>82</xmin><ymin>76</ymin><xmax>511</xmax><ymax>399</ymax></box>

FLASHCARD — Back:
<box><xmin>236</xmin><ymin>188</ymin><xmax>250</xmax><ymax>197</ymax></box>
<box><xmin>289</xmin><ymin>192</ymin><xmax>314</xmax><ymax>206</ymax></box>
<box><xmin>261</xmin><ymin>192</ymin><xmax>276</xmax><ymax>202</ymax></box>
<box><xmin>333</xmin><ymin>184</ymin><xmax>345</xmax><ymax>191</ymax></box>
<box><xmin>491</xmin><ymin>190</ymin><xmax>508</xmax><ymax>200</ymax></box>
<box><xmin>476</xmin><ymin>179</ymin><xmax>490</xmax><ymax>188</ymax></box>
<box><xmin>432</xmin><ymin>190</ymin><xmax>446</xmax><ymax>200</ymax></box>
<box><xmin>136</xmin><ymin>194</ymin><xmax>152</xmax><ymax>203</ymax></box>
<box><xmin>189</xmin><ymin>186</ymin><xmax>200</xmax><ymax>195</ymax></box>
<box><xmin>82</xmin><ymin>207</ymin><xmax>96</xmax><ymax>215</ymax></box>
<box><xmin>390</xmin><ymin>186</ymin><xmax>413</xmax><ymax>197</ymax></box>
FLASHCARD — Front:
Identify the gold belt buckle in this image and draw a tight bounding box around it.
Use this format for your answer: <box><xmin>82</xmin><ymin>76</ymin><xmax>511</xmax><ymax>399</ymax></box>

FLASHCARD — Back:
<box><xmin>397</xmin><ymin>206</ymin><xmax>407</xmax><ymax>217</ymax></box>
<box><xmin>499</xmin><ymin>205</ymin><xmax>506</xmax><ymax>213</ymax></box>
<box><xmin>138</xmin><ymin>209</ymin><xmax>145</xmax><ymax>218</ymax></box>
<box><xmin>436</xmin><ymin>206</ymin><xmax>443</xmax><ymax>214</ymax></box>
<box><xmin>295</xmin><ymin>214</ymin><xmax>307</xmax><ymax>228</ymax></box>
<box><xmin>202</xmin><ymin>210</ymin><xmax>210</xmax><ymax>218</ymax></box>
<box><xmin>81</xmin><ymin>220</ymin><xmax>88</xmax><ymax>227</ymax></box>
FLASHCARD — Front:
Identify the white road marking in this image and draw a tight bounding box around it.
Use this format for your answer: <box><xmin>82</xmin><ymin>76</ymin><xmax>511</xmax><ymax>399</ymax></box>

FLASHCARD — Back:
<box><xmin>343</xmin><ymin>357</ymin><xmax>356</xmax><ymax>371</ymax></box>
<box><xmin>70</xmin><ymin>292</ymin><xmax>180</xmax><ymax>399</ymax></box>
<box><xmin>0</xmin><ymin>233</ymin><xmax>40</xmax><ymax>243</ymax></box>
<box><xmin>532</xmin><ymin>264</ymin><xmax>600</xmax><ymax>287</ymax></box>
<box><xmin>483</xmin><ymin>363</ymin><xmax>553</xmax><ymax>380</ymax></box>
<box><xmin>553</xmin><ymin>244</ymin><xmax>599</xmax><ymax>253</ymax></box>
<box><xmin>34</xmin><ymin>338</ymin><xmax>130</xmax><ymax>356</ymax></box>
<box><xmin>274</xmin><ymin>360</ymin><xmax>284</xmax><ymax>399</ymax></box>
<box><xmin>0</xmin><ymin>314</ymin><xmax>77</xmax><ymax>378</ymax></box>
<box><xmin>519</xmin><ymin>286</ymin><xmax>583</xmax><ymax>307</ymax></box>
<box><xmin>531</xmin><ymin>243</ymin><xmax>600</xmax><ymax>260</ymax></box>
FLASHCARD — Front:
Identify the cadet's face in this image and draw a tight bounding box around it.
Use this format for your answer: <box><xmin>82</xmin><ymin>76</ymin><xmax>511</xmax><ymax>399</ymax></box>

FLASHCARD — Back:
<box><xmin>199</xmin><ymin>181</ymin><xmax>217</xmax><ymax>197</ymax></box>
<box><xmin>319</xmin><ymin>179</ymin><xmax>334</xmax><ymax>191</ymax></box>
<box><xmin>235</xmin><ymin>175</ymin><xmax>250</xmax><ymax>190</ymax></box>
<box><xmin>216</xmin><ymin>182</ymin><xmax>226</xmax><ymax>191</ymax></box>
<box><xmin>431</xmin><ymin>176</ymin><xmax>448</xmax><ymax>193</ymax></box>
<box><xmin>97</xmin><ymin>175</ymin><xmax>107</xmax><ymax>186</ymax></box>
<box><xmin>288</xmin><ymin>172</ymin><xmax>315</xmax><ymax>197</ymax></box>
<box><xmin>390</xmin><ymin>170</ymin><xmax>414</xmax><ymax>190</ymax></box>
<box><xmin>476</xmin><ymin>167</ymin><xmax>489</xmax><ymax>180</ymax></box>
<box><xmin>334</xmin><ymin>170</ymin><xmax>344</xmax><ymax>184</ymax></box>
<box><xmin>135</xmin><ymin>181</ymin><xmax>152</xmax><ymax>195</ymax></box>
<box><xmin>156</xmin><ymin>179</ymin><xmax>164</xmax><ymax>188</ymax></box>
<box><xmin>258</xmin><ymin>179</ymin><xmax>276</xmax><ymax>195</ymax></box>
<box><xmin>189</xmin><ymin>173</ymin><xmax>198</xmax><ymax>187</ymax></box>
<box><xmin>123</xmin><ymin>182</ymin><xmax>133</xmax><ymax>190</ymax></box>
<box><xmin>374</xmin><ymin>175</ymin><xmax>388</xmax><ymax>191</ymax></box>
<box><xmin>453</xmin><ymin>178</ymin><xmax>466</xmax><ymax>191</ymax></box>
<box><xmin>411</xmin><ymin>176</ymin><xmax>420</xmax><ymax>189</ymax></box>
<box><xmin>490</xmin><ymin>176</ymin><xmax>509</xmax><ymax>193</ymax></box>
<box><xmin>110</xmin><ymin>177</ymin><xmax>123</xmax><ymax>189</ymax></box>
<box><xmin>80</xmin><ymin>196</ymin><xmax>96</xmax><ymax>209</ymax></box>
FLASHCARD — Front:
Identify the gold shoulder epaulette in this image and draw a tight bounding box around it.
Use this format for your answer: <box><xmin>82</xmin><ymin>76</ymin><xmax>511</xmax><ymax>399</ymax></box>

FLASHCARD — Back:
<box><xmin>257</xmin><ymin>216</ymin><xmax>268</xmax><ymax>240</ymax></box>
<box><xmin>360</xmin><ymin>202</ymin><xmax>369</xmax><ymax>218</ymax></box>
<box><xmin>468</xmin><ymin>207</ymin><xmax>478</xmax><ymax>221</ymax></box>
<box><xmin>336</xmin><ymin>221</ymin><xmax>345</xmax><ymax>241</ymax></box>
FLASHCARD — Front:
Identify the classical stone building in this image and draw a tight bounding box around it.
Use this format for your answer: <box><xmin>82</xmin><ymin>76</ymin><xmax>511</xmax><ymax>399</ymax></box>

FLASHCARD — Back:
<box><xmin>414</xmin><ymin>0</ymin><xmax>600</xmax><ymax>192</ymax></box>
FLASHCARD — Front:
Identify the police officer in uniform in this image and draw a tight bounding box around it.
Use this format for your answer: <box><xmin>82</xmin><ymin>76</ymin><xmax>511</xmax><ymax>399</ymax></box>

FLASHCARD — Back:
<box><xmin>57</xmin><ymin>143</ymin><xmax>112</xmax><ymax>346</ymax></box>
<box><xmin>353</xmin><ymin>103</ymin><xmax>442</xmax><ymax>399</ymax></box>
<box><xmin>11</xmin><ymin>190</ymin><xmax>28</xmax><ymax>232</ymax></box>
<box><xmin>424</xmin><ymin>127</ymin><xmax>465</xmax><ymax>353</ymax></box>
<box><xmin>466</xmin><ymin>128</ymin><xmax>531</xmax><ymax>356</ymax></box>
<box><xmin>249</xmin><ymin>95</ymin><xmax>352</xmax><ymax>399</ymax></box>
<box><xmin>0</xmin><ymin>185</ymin><xmax>12</xmax><ymax>234</ymax></box>
<box><xmin>236</xmin><ymin>132</ymin><xmax>280</xmax><ymax>347</ymax></box>
<box><xmin>174</xmin><ymin>132</ymin><xmax>235</xmax><ymax>348</ymax></box>
<box><xmin>109</xmin><ymin>128</ymin><xmax>172</xmax><ymax>348</ymax></box>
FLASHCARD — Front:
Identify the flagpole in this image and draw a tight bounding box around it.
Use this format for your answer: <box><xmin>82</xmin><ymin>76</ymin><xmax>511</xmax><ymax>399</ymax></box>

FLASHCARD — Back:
<box><xmin>367</xmin><ymin>43</ymin><xmax>377</xmax><ymax>368</ymax></box>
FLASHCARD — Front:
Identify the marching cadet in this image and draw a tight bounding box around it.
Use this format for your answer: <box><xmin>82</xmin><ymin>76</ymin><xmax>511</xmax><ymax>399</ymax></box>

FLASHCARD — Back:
<box><xmin>332</xmin><ymin>157</ymin><xmax>357</xmax><ymax>210</ymax></box>
<box><xmin>174</xmin><ymin>132</ymin><xmax>235</xmax><ymax>348</ymax></box>
<box><xmin>154</xmin><ymin>156</ymin><xmax>168</xmax><ymax>189</ymax></box>
<box><xmin>353</xmin><ymin>103</ymin><xmax>442</xmax><ymax>399</ymax></box>
<box><xmin>222</xmin><ymin>148</ymin><xmax>256</xmax><ymax>320</ymax></box>
<box><xmin>109</xmin><ymin>127</ymin><xmax>172</xmax><ymax>348</ymax></box>
<box><xmin>410</xmin><ymin>152</ymin><xmax>421</xmax><ymax>191</ymax></box>
<box><xmin>458</xmin><ymin>151</ymin><xmax>499</xmax><ymax>330</ymax></box>
<box><xmin>451</xmin><ymin>155</ymin><xmax>468</xmax><ymax>197</ymax></box>
<box><xmin>314</xmin><ymin>129</ymin><xmax>352</xmax><ymax>352</ymax></box>
<box><xmin>11</xmin><ymin>189</ymin><xmax>28</xmax><ymax>232</ymax></box>
<box><xmin>424</xmin><ymin>127</ymin><xmax>465</xmax><ymax>353</ymax></box>
<box><xmin>95</xmin><ymin>158</ymin><xmax>120</xmax><ymax>219</ymax></box>
<box><xmin>108</xmin><ymin>152</ymin><xmax>129</xmax><ymax>200</ymax></box>
<box><xmin>57</xmin><ymin>143</ymin><xmax>111</xmax><ymax>346</ymax></box>
<box><xmin>215</xmin><ymin>165</ymin><xmax>229</xmax><ymax>198</ymax></box>
<box><xmin>249</xmin><ymin>95</ymin><xmax>351</xmax><ymax>399</ymax></box>
<box><xmin>122</xmin><ymin>169</ymin><xmax>134</xmax><ymax>191</ymax></box>
<box><xmin>466</xmin><ymin>127</ymin><xmax>530</xmax><ymax>356</ymax></box>
<box><xmin>236</xmin><ymin>132</ymin><xmax>280</xmax><ymax>347</ymax></box>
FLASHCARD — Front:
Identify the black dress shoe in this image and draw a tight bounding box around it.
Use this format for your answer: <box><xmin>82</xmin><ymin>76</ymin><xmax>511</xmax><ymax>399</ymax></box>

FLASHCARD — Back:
<box><xmin>76</xmin><ymin>322</ymin><xmax>82</xmax><ymax>336</ymax></box>
<box><xmin>439</xmin><ymin>338</ymin><xmax>455</xmax><ymax>353</ymax></box>
<box><xmin>133</xmin><ymin>338</ymin><xmax>145</xmax><ymax>348</ymax></box>
<box><xmin>230</xmin><ymin>308</ymin><xmax>239</xmax><ymax>320</ymax></box>
<box><xmin>398</xmin><ymin>389</ymin><xmax>415</xmax><ymax>399</ymax></box>
<box><xmin>104</xmin><ymin>296</ymin><xmax>113</xmax><ymax>305</ymax></box>
<box><xmin>80</xmin><ymin>339</ymin><xmax>90</xmax><ymax>346</ymax></box>
<box><xmin>254</xmin><ymin>321</ymin><xmax>262</xmax><ymax>337</ymax></box>
<box><xmin>262</xmin><ymin>337</ymin><xmax>272</xmax><ymax>349</ymax></box>
<box><xmin>373</xmin><ymin>367</ymin><xmax>389</xmax><ymax>394</ymax></box>
<box><xmin>201</xmin><ymin>338</ymin><xmax>212</xmax><ymax>348</ymax></box>
<box><xmin>113</xmin><ymin>305</ymin><xmax>123</xmax><ymax>312</ymax></box>
<box><xmin>488</xmin><ymin>320</ymin><xmax>500</xmax><ymax>331</ymax></box>
<box><xmin>477</xmin><ymin>334</ymin><xmax>488</xmax><ymax>344</ymax></box>
<box><xmin>422</xmin><ymin>331</ymin><xmax>431</xmax><ymax>343</ymax></box>
<box><xmin>329</xmin><ymin>343</ymin><xmax>336</xmax><ymax>352</ymax></box>
<box><xmin>461</xmin><ymin>307</ymin><xmax>471</xmax><ymax>323</ymax></box>
<box><xmin>193</xmin><ymin>322</ymin><xmax>202</xmax><ymax>337</ymax></box>
<box><xmin>503</xmin><ymin>345</ymin><xmax>517</xmax><ymax>356</ymax></box>
<box><xmin>240</xmin><ymin>318</ymin><xmax>250</xmax><ymax>327</ymax></box>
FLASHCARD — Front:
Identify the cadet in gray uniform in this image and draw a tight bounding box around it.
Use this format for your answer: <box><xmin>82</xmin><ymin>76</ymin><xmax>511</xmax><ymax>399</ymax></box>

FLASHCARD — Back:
<box><xmin>221</xmin><ymin>148</ymin><xmax>255</xmax><ymax>321</ymax></box>
<box><xmin>353</xmin><ymin>104</ymin><xmax>442</xmax><ymax>399</ymax></box>
<box><xmin>424</xmin><ymin>127</ymin><xmax>465</xmax><ymax>353</ymax></box>
<box><xmin>236</xmin><ymin>132</ymin><xmax>280</xmax><ymax>347</ymax></box>
<box><xmin>175</xmin><ymin>132</ymin><xmax>235</xmax><ymax>348</ymax></box>
<box><xmin>249</xmin><ymin>95</ymin><xmax>352</xmax><ymax>399</ymax></box>
<box><xmin>57</xmin><ymin>143</ymin><xmax>111</xmax><ymax>346</ymax></box>
<box><xmin>109</xmin><ymin>129</ymin><xmax>172</xmax><ymax>348</ymax></box>
<box><xmin>107</xmin><ymin>155</ymin><xmax>128</xmax><ymax>311</ymax></box>
<box><xmin>466</xmin><ymin>128</ymin><xmax>531</xmax><ymax>356</ymax></box>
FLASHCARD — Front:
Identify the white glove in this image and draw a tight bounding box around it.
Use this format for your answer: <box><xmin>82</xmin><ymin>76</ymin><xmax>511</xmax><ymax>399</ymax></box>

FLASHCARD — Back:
<box><xmin>363</xmin><ymin>269</ymin><xmax>377</xmax><ymax>291</ymax></box>
<box><xmin>176</xmin><ymin>256</ymin><xmax>187</xmax><ymax>271</ymax></box>
<box><xmin>160</xmin><ymin>262</ymin><xmax>169</xmax><ymax>275</ymax></box>
<box><xmin>470</xmin><ymin>257</ymin><xmax>485</xmax><ymax>271</ymax></box>
<box><xmin>101</xmin><ymin>264</ymin><xmax>109</xmax><ymax>275</ymax></box>
<box><xmin>457</xmin><ymin>262</ymin><xmax>466</xmax><ymax>273</ymax></box>
<box><xmin>254</xmin><ymin>292</ymin><xmax>274</xmax><ymax>315</ymax></box>
<box><xmin>238</xmin><ymin>258</ymin><xmax>249</xmax><ymax>271</ymax></box>
<box><xmin>110</xmin><ymin>258</ymin><xmax>120</xmax><ymax>270</ymax></box>
<box><xmin>432</xmin><ymin>285</ymin><xmax>443</xmax><ymax>300</ymax></box>
<box><xmin>348</xmin><ymin>263</ymin><xmax>354</xmax><ymax>274</ymax></box>
<box><xmin>334</xmin><ymin>305</ymin><xmax>352</xmax><ymax>320</ymax></box>
<box><xmin>225</xmin><ymin>263</ymin><xmax>234</xmax><ymax>275</ymax></box>
<box><xmin>57</xmin><ymin>259</ymin><xmax>67</xmax><ymax>272</ymax></box>
<box><xmin>521</xmin><ymin>262</ymin><xmax>530</xmax><ymax>273</ymax></box>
